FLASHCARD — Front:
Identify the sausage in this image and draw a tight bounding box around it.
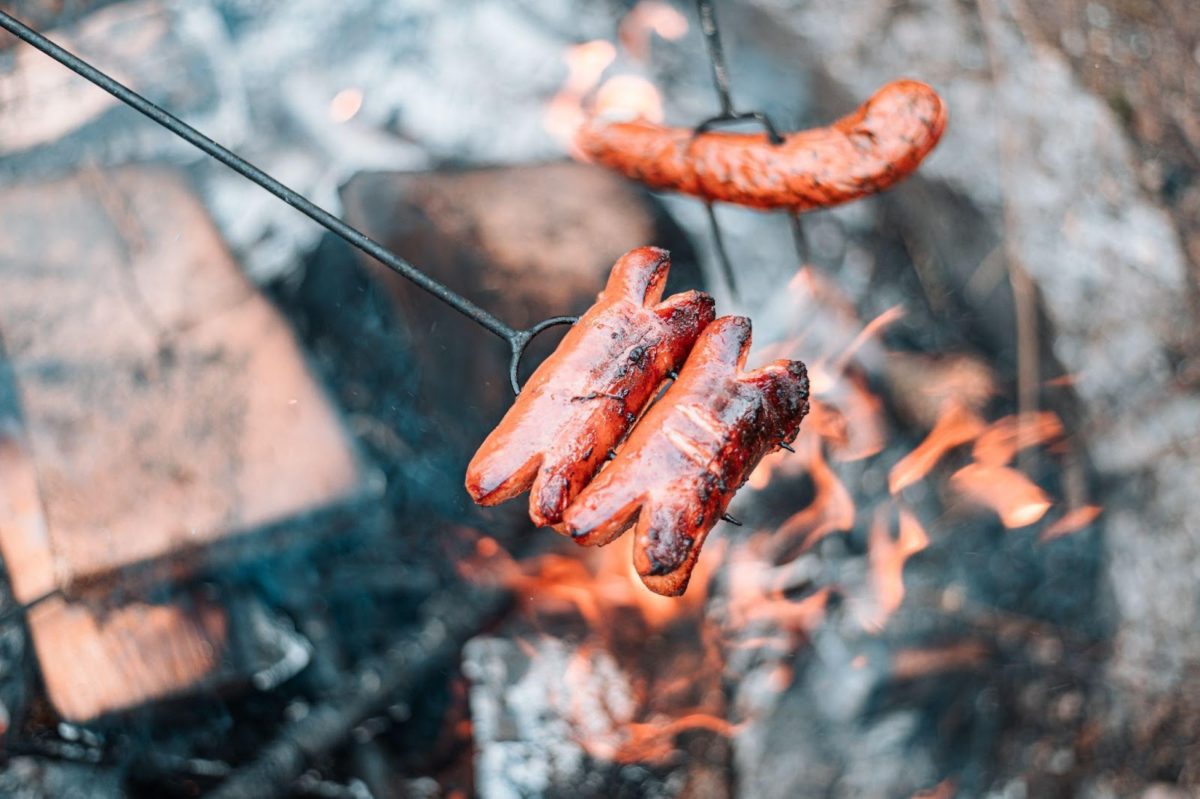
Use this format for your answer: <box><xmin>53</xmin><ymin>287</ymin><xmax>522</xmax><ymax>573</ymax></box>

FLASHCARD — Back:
<box><xmin>465</xmin><ymin>247</ymin><xmax>716</xmax><ymax>527</ymax></box>
<box><xmin>562</xmin><ymin>316</ymin><xmax>810</xmax><ymax>595</ymax></box>
<box><xmin>575</xmin><ymin>80</ymin><xmax>946</xmax><ymax>211</ymax></box>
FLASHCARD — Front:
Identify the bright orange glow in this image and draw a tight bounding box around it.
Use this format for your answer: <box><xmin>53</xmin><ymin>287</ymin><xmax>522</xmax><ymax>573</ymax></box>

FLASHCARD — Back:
<box><xmin>812</xmin><ymin>373</ymin><xmax>887</xmax><ymax>462</ymax></box>
<box><xmin>328</xmin><ymin>88</ymin><xmax>363</xmax><ymax>122</ymax></box>
<box><xmin>889</xmin><ymin>403</ymin><xmax>986</xmax><ymax>494</ymax></box>
<box><xmin>593</xmin><ymin>74</ymin><xmax>664</xmax><ymax>122</ymax></box>
<box><xmin>912</xmin><ymin>779</ymin><xmax>958</xmax><ymax>799</ymax></box>
<box><xmin>460</xmin><ymin>528</ymin><xmax>711</xmax><ymax>632</ymax></box>
<box><xmin>619</xmin><ymin>1</ymin><xmax>689</xmax><ymax>61</ymax></box>
<box><xmin>562</xmin><ymin>40</ymin><xmax>618</xmax><ymax>95</ymax></box>
<box><xmin>950</xmin><ymin>464</ymin><xmax>1052</xmax><ymax>528</ymax></box>
<box><xmin>973</xmin><ymin>411</ymin><xmax>1064</xmax><ymax>467</ymax></box>
<box><xmin>543</xmin><ymin>40</ymin><xmax>616</xmax><ymax>151</ymax></box>
<box><xmin>1040</xmin><ymin>504</ymin><xmax>1103</xmax><ymax>542</ymax></box>
<box><xmin>775</xmin><ymin>440</ymin><xmax>855</xmax><ymax>552</ymax></box>
<box><xmin>831</xmin><ymin>305</ymin><xmax>904</xmax><ymax>374</ymax></box>
<box><xmin>587</xmin><ymin>713</ymin><xmax>738</xmax><ymax>763</ymax></box>
<box><xmin>858</xmin><ymin>505</ymin><xmax>929</xmax><ymax>631</ymax></box>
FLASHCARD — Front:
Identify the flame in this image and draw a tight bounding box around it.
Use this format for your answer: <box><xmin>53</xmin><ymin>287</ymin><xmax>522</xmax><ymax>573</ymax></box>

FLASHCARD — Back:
<box><xmin>889</xmin><ymin>403</ymin><xmax>986</xmax><ymax>494</ymax></box>
<box><xmin>328</xmin><ymin>88</ymin><xmax>363</xmax><ymax>123</ymax></box>
<box><xmin>543</xmin><ymin>40</ymin><xmax>616</xmax><ymax>150</ymax></box>
<box><xmin>972</xmin><ymin>411</ymin><xmax>1063</xmax><ymax>467</ymax></box>
<box><xmin>857</xmin><ymin>504</ymin><xmax>929</xmax><ymax>631</ymax></box>
<box><xmin>774</xmin><ymin>438</ymin><xmax>855</xmax><ymax>553</ymax></box>
<box><xmin>950</xmin><ymin>464</ymin><xmax>1052</xmax><ymax>528</ymax></box>
<box><xmin>593</xmin><ymin>74</ymin><xmax>664</xmax><ymax>122</ymax></box>
<box><xmin>724</xmin><ymin>540</ymin><xmax>831</xmax><ymax>638</ymax></box>
<box><xmin>809</xmin><ymin>374</ymin><xmax>887</xmax><ymax>462</ymax></box>
<box><xmin>560</xmin><ymin>40</ymin><xmax>618</xmax><ymax>95</ymax></box>
<box><xmin>619</xmin><ymin>1</ymin><xmax>688</xmax><ymax>62</ymax></box>
<box><xmin>912</xmin><ymin>779</ymin><xmax>958</xmax><ymax>799</ymax></box>
<box><xmin>1040</xmin><ymin>504</ymin><xmax>1102</xmax><ymax>542</ymax></box>
<box><xmin>462</xmin><ymin>531</ymin><xmax>711</xmax><ymax>632</ymax></box>
<box><xmin>588</xmin><ymin>713</ymin><xmax>738</xmax><ymax>763</ymax></box>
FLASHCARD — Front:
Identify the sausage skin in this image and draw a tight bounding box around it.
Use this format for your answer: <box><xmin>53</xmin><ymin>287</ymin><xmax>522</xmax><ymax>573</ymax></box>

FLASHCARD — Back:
<box><xmin>465</xmin><ymin>247</ymin><xmax>716</xmax><ymax>527</ymax></box>
<box><xmin>563</xmin><ymin>316</ymin><xmax>810</xmax><ymax>595</ymax></box>
<box><xmin>576</xmin><ymin>80</ymin><xmax>946</xmax><ymax>211</ymax></box>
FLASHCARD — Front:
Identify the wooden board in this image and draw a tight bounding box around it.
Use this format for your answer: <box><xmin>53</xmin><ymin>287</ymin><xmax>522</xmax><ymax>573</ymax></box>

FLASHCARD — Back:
<box><xmin>0</xmin><ymin>166</ymin><xmax>373</xmax><ymax>719</ymax></box>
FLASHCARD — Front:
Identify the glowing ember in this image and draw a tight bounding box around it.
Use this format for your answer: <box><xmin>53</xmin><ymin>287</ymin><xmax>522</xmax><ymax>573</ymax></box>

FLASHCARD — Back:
<box><xmin>619</xmin><ymin>0</ymin><xmax>689</xmax><ymax>61</ymax></box>
<box><xmin>950</xmin><ymin>463</ymin><xmax>1052</xmax><ymax>528</ymax></box>
<box><xmin>1040</xmin><ymin>504</ymin><xmax>1103</xmax><ymax>542</ymax></box>
<box><xmin>328</xmin><ymin>88</ymin><xmax>363</xmax><ymax>123</ymax></box>
<box><xmin>889</xmin><ymin>402</ymin><xmax>986</xmax><ymax>494</ymax></box>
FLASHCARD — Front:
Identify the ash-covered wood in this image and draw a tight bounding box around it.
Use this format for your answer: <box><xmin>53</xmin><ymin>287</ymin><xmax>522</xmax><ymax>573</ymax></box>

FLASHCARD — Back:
<box><xmin>0</xmin><ymin>166</ymin><xmax>380</xmax><ymax>720</ymax></box>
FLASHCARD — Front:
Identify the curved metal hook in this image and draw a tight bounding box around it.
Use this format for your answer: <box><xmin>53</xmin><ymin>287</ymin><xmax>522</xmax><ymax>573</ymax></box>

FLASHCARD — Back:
<box><xmin>508</xmin><ymin>316</ymin><xmax>578</xmax><ymax>395</ymax></box>
<box><xmin>692</xmin><ymin>111</ymin><xmax>785</xmax><ymax>145</ymax></box>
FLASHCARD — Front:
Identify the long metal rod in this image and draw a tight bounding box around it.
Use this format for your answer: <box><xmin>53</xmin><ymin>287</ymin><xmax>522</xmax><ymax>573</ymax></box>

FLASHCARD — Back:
<box><xmin>695</xmin><ymin>0</ymin><xmax>734</xmax><ymax>116</ymax></box>
<box><xmin>0</xmin><ymin>10</ymin><xmax>517</xmax><ymax>343</ymax></box>
<box><xmin>694</xmin><ymin>0</ymin><xmax>809</xmax><ymax>275</ymax></box>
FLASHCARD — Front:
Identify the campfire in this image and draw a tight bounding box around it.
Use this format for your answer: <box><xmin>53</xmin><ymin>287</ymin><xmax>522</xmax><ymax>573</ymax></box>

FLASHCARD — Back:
<box><xmin>0</xmin><ymin>0</ymin><xmax>1195</xmax><ymax>797</ymax></box>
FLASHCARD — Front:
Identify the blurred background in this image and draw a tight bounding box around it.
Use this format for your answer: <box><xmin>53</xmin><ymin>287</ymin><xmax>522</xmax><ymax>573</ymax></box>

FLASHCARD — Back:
<box><xmin>0</xmin><ymin>0</ymin><xmax>1197</xmax><ymax>796</ymax></box>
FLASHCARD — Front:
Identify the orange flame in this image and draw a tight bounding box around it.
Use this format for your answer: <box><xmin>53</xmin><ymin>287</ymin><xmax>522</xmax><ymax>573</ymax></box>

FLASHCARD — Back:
<box><xmin>543</xmin><ymin>40</ymin><xmax>616</xmax><ymax>151</ymax></box>
<box><xmin>587</xmin><ymin>713</ymin><xmax>738</xmax><ymax>763</ymax></box>
<box><xmin>1040</xmin><ymin>504</ymin><xmax>1102</xmax><ymax>542</ymax></box>
<box><xmin>912</xmin><ymin>779</ymin><xmax>958</xmax><ymax>799</ymax></box>
<box><xmin>462</xmin><ymin>530</ymin><xmax>711</xmax><ymax>632</ymax></box>
<box><xmin>857</xmin><ymin>505</ymin><xmax>929</xmax><ymax>631</ymax></box>
<box><xmin>774</xmin><ymin>438</ymin><xmax>855</xmax><ymax>553</ymax></box>
<box><xmin>619</xmin><ymin>1</ymin><xmax>688</xmax><ymax>62</ymax></box>
<box><xmin>593</xmin><ymin>74</ymin><xmax>664</xmax><ymax>122</ymax></box>
<box><xmin>972</xmin><ymin>411</ymin><xmax>1063</xmax><ymax>467</ymax></box>
<box><xmin>889</xmin><ymin>403</ymin><xmax>986</xmax><ymax>494</ymax></box>
<box><xmin>950</xmin><ymin>464</ymin><xmax>1052</xmax><ymax>528</ymax></box>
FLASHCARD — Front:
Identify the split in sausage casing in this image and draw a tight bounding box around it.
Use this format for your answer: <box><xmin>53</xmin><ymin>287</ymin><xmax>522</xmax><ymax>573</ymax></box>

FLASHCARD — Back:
<box><xmin>465</xmin><ymin>247</ymin><xmax>716</xmax><ymax>527</ymax></box>
<box><xmin>563</xmin><ymin>315</ymin><xmax>811</xmax><ymax>596</ymax></box>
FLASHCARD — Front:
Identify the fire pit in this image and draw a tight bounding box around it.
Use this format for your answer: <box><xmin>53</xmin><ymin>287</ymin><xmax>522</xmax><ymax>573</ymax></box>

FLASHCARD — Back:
<box><xmin>0</xmin><ymin>1</ymin><xmax>1196</xmax><ymax>797</ymax></box>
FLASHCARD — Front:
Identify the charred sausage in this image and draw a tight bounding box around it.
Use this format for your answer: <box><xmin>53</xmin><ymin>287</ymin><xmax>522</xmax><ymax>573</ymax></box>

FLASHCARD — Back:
<box><xmin>563</xmin><ymin>316</ymin><xmax>810</xmax><ymax>595</ymax></box>
<box><xmin>575</xmin><ymin>80</ymin><xmax>946</xmax><ymax>211</ymax></box>
<box><xmin>465</xmin><ymin>247</ymin><xmax>715</xmax><ymax>527</ymax></box>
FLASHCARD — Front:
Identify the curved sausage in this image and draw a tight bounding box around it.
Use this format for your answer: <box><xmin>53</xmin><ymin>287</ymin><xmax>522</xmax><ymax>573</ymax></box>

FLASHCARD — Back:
<box><xmin>575</xmin><ymin>80</ymin><xmax>946</xmax><ymax>211</ymax></box>
<box><xmin>562</xmin><ymin>316</ymin><xmax>810</xmax><ymax>595</ymax></box>
<box><xmin>465</xmin><ymin>247</ymin><xmax>716</xmax><ymax>527</ymax></box>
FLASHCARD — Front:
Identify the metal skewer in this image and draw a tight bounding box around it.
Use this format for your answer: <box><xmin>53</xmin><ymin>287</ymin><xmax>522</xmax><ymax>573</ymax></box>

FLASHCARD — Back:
<box><xmin>692</xmin><ymin>0</ymin><xmax>810</xmax><ymax>297</ymax></box>
<box><xmin>0</xmin><ymin>9</ymin><xmax>574</xmax><ymax>396</ymax></box>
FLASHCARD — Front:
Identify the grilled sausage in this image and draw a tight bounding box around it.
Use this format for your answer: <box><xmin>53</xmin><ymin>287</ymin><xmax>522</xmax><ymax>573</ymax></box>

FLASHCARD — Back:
<box><xmin>575</xmin><ymin>79</ymin><xmax>946</xmax><ymax>211</ymax></box>
<box><xmin>465</xmin><ymin>247</ymin><xmax>715</xmax><ymax>527</ymax></box>
<box><xmin>563</xmin><ymin>316</ymin><xmax>810</xmax><ymax>595</ymax></box>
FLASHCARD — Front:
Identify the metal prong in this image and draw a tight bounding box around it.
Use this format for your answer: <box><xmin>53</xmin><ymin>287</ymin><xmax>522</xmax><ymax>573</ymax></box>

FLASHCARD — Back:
<box><xmin>705</xmin><ymin>202</ymin><xmax>738</xmax><ymax>300</ymax></box>
<box><xmin>780</xmin><ymin>442</ymin><xmax>795</xmax><ymax>453</ymax></box>
<box><xmin>668</xmin><ymin>370</ymin><xmax>679</xmax><ymax>380</ymax></box>
<box><xmin>607</xmin><ymin>449</ymin><xmax>618</xmax><ymax>461</ymax></box>
<box><xmin>788</xmin><ymin>211</ymin><xmax>809</xmax><ymax>265</ymax></box>
<box><xmin>722</xmin><ymin>513</ymin><xmax>742</xmax><ymax>526</ymax></box>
